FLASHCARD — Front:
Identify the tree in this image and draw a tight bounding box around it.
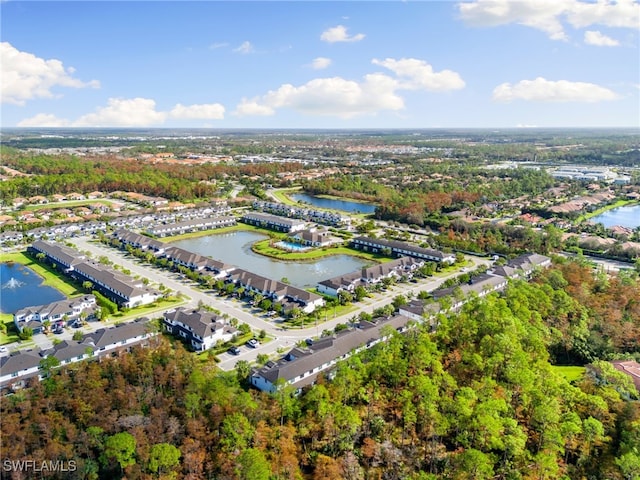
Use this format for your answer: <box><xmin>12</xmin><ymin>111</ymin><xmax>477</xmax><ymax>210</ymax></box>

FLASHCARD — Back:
<box><xmin>148</xmin><ymin>443</ymin><xmax>181</xmax><ymax>477</ymax></box>
<box><xmin>236</xmin><ymin>448</ymin><xmax>271</xmax><ymax>480</ymax></box>
<box><xmin>18</xmin><ymin>326</ymin><xmax>33</xmax><ymax>340</ymax></box>
<box><xmin>235</xmin><ymin>360</ymin><xmax>251</xmax><ymax>384</ymax></box>
<box><xmin>103</xmin><ymin>432</ymin><xmax>136</xmax><ymax>473</ymax></box>
<box><xmin>73</xmin><ymin>330</ymin><xmax>83</xmax><ymax>341</ymax></box>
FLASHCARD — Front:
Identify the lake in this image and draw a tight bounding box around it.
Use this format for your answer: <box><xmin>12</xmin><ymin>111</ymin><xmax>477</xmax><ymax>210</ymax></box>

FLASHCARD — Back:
<box><xmin>1</xmin><ymin>262</ymin><xmax>66</xmax><ymax>314</ymax></box>
<box><xmin>290</xmin><ymin>192</ymin><xmax>377</xmax><ymax>214</ymax></box>
<box><xmin>590</xmin><ymin>204</ymin><xmax>640</xmax><ymax>229</ymax></box>
<box><xmin>171</xmin><ymin>231</ymin><xmax>372</xmax><ymax>288</ymax></box>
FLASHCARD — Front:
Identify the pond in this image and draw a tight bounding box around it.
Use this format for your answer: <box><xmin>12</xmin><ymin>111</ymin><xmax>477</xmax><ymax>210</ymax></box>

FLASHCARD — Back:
<box><xmin>590</xmin><ymin>204</ymin><xmax>640</xmax><ymax>229</ymax></box>
<box><xmin>171</xmin><ymin>231</ymin><xmax>372</xmax><ymax>288</ymax></box>
<box><xmin>1</xmin><ymin>262</ymin><xmax>66</xmax><ymax>314</ymax></box>
<box><xmin>290</xmin><ymin>192</ymin><xmax>377</xmax><ymax>214</ymax></box>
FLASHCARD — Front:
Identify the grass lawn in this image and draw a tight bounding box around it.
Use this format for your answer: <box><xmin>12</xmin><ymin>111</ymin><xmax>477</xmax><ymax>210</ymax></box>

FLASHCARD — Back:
<box><xmin>552</xmin><ymin>365</ymin><xmax>585</xmax><ymax>383</ymax></box>
<box><xmin>0</xmin><ymin>313</ymin><xmax>19</xmax><ymax>345</ymax></box>
<box><xmin>158</xmin><ymin>222</ymin><xmax>266</xmax><ymax>242</ymax></box>
<box><xmin>1</xmin><ymin>251</ymin><xmax>83</xmax><ymax>297</ymax></box>
<box><xmin>110</xmin><ymin>297</ymin><xmax>187</xmax><ymax>323</ymax></box>
<box><xmin>270</xmin><ymin>187</ymin><xmax>302</xmax><ymax>205</ymax></box>
<box><xmin>251</xmin><ymin>238</ymin><xmax>388</xmax><ymax>263</ymax></box>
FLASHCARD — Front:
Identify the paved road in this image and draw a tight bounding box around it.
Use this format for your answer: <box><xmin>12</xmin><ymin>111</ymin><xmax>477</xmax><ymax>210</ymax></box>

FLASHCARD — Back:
<box><xmin>8</xmin><ymin>235</ymin><xmax>490</xmax><ymax>371</ymax></box>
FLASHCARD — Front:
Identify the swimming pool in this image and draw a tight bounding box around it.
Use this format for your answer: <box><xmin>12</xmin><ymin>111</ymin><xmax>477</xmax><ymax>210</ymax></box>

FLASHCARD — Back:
<box><xmin>274</xmin><ymin>241</ymin><xmax>312</xmax><ymax>252</ymax></box>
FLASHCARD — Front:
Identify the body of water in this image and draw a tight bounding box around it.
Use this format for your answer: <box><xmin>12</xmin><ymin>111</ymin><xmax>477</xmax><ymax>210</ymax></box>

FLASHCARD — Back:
<box><xmin>290</xmin><ymin>192</ymin><xmax>377</xmax><ymax>214</ymax></box>
<box><xmin>1</xmin><ymin>262</ymin><xmax>66</xmax><ymax>314</ymax></box>
<box><xmin>590</xmin><ymin>204</ymin><xmax>640</xmax><ymax>229</ymax></box>
<box><xmin>171</xmin><ymin>231</ymin><xmax>372</xmax><ymax>288</ymax></box>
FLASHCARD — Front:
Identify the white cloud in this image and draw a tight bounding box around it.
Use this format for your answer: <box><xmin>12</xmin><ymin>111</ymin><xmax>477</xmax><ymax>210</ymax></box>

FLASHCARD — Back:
<box><xmin>584</xmin><ymin>30</ymin><xmax>620</xmax><ymax>46</ymax></box>
<box><xmin>372</xmin><ymin>58</ymin><xmax>466</xmax><ymax>91</ymax></box>
<box><xmin>170</xmin><ymin>103</ymin><xmax>225</xmax><ymax>119</ymax></box>
<box><xmin>311</xmin><ymin>57</ymin><xmax>332</xmax><ymax>70</ymax></box>
<box><xmin>17</xmin><ymin>113</ymin><xmax>70</xmax><ymax>127</ymax></box>
<box><xmin>234</xmin><ymin>74</ymin><xmax>403</xmax><ymax>119</ymax></box>
<box><xmin>73</xmin><ymin>98</ymin><xmax>167</xmax><ymax>127</ymax></box>
<box><xmin>492</xmin><ymin>77</ymin><xmax>619</xmax><ymax>102</ymax></box>
<box><xmin>209</xmin><ymin>42</ymin><xmax>229</xmax><ymax>49</ymax></box>
<box><xmin>18</xmin><ymin>98</ymin><xmax>227</xmax><ymax>127</ymax></box>
<box><xmin>233</xmin><ymin>41</ymin><xmax>254</xmax><ymax>54</ymax></box>
<box><xmin>457</xmin><ymin>0</ymin><xmax>569</xmax><ymax>40</ymax></box>
<box><xmin>1</xmin><ymin>42</ymin><xmax>100</xmax><ymax>105</ymax></box>
<box><xmin>566</xmin><ymin>0</ymin><xmax>640</xmax><ymax>29</ymax></box>
<box><xmin>320</xmin><ymin>25</ymin><xmax>365</xmax><ymax>43</ymax></box>
<box><xmin>234</xmin><ymin>56</ymin><xmax>465</xmax><ymax>119</ymax></box>
<box><xmin>457</xmin><ymin>0</ymin><xmax>640</xmax><ymax>41</ymax></box>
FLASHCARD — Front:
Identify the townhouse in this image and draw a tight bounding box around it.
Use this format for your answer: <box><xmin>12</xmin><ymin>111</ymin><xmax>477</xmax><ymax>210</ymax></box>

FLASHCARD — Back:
<box><xmin>146</xmin><ymin>215</ymin><xmax>236</xmax><ymax>237</ymax></box>
<box><xmin>351</xmin><ymin>236</ymin><xmax>455</xmax><ymax>263</ymax></box>
<box><xmin>317</xmin><ymin>256</ymin><xmax>424</xmax><ymax>297</ymax></box>
<box><xmin>112</xmin><ymin>228</ymin><xmax>166</xmax><ymax>254</ymax></box>
<box><xmin>29</xmin><ymin>241</ymin><xmax>161</xmax><ymax>308</ymax></box>
<box><xmin>163</xmin><ymin>307</ymin><xmax>238</xmax><ymax>351</ymax></box>
<box><xmin>83</xmin><ymin>318</ymin><xmax>157</xmax><ymax>357</ymax></box>
<box><xmin>1</xmin><ymin>318</ymin><xmax>157</xmax><ymax>393</ymax></box>
<box><xmin>241</xmin><ymin>212</ymin><xmax>306</xmax><ymax>233</ymax></box>
<box><xmin>227</xmin><ymin>269</ymin><xmax>324</xmax><ymax>313</ymax></box>
<box><xmin>162</xmin><ymin>246</ymin><xmax>236</xmax><ymax>278</ymax></box>
<box><xmin>251</xmin><ymin>314</ymin><xmax>411</xmax><ymax>393</ymax></box>
<box><xmin>252</xmin><ymin>200</ymin><xmax>350</xmax><ymax>227</ymax></box>
<box><xmin>14</xmin><ymin>295</ymin><xmax>97</xmax><ymax>334</ymax></box>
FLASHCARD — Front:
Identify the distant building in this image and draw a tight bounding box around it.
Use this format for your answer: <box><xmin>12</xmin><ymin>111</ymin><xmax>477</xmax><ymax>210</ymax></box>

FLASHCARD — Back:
<box><xmin>242</xmin><ymin>212</ymin><xmax>306</xmax><ymax>233</ymax></box>
<box><xmin>351</xmin><ymin>237</ymin><xmax>455</xmax><ymax>263</ymax></box>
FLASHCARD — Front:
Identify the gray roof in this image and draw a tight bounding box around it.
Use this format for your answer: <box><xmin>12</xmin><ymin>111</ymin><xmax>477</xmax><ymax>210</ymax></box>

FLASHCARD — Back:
<box><xmin>253</xmin><ymin>315</ymin><xmax>412</xmax><ymax>388</ymax></box>
<box><xmin>30</xmin><ymin>240</ymin><xmax>86</xmax><ymax>268</ymax></box>
<box><xmin>164</xmin><ymin>308</ymin><xmax>233</xmax><ymax>339</ymax></box>
<box><xmin>0</xmin><ymin>349</ymin><xmax>43</xmax><ymax>377</ymax></box>
<box><xmin>353</xmin><ymin>236</ymin><xmax>450</xmax><ymax>260</ymax></box>
<box><xmin>42</xmin><ymin>340</ymin><xmax>93</xmax><ymax>362</ymax></box>
<box><xmin>83</xmin><ymin>318</ymin><xmax>151</xmax><ymax>348</ymax></box>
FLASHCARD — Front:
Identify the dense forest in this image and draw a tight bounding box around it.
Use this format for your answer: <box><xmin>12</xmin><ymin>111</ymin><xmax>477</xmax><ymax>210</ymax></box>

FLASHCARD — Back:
<box><xmin>0</xmin><ymin>148</ymin><xmax>303</xmax><ymax>203</ymax></box>
<box><xmin>1</xmin><ymin>261</ymin><xmax>639</xmax><ymax>480</ymax></box>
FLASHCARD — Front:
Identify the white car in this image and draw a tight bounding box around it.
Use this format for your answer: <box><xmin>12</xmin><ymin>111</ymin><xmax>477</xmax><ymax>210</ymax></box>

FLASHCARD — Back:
<box><xmin>0</xmin><ymin>346</ymin><xmax>8</xmax><ymax>354</ymax></box>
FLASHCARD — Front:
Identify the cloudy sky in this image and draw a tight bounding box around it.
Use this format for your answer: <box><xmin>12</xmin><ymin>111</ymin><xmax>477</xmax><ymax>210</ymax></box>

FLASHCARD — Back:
<box><xmin>1</xmin><ymin>1</ymin><xmax>639</xmax><ymax>129</ymax></box>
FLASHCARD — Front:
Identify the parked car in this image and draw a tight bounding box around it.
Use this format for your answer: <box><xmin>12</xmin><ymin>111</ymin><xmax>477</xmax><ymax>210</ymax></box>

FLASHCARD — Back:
<box><xmin>228</xmin><ymin>346</ymin><xmax>241</xmax><ymax>355</ymax></box>
<box><xmin>0</xmin><ymin>346</ymin><xmax>8</xmax><ymax>354</ymax></box>
<box><xmin>305</xmin><ymin>338</ymin><xmax>314</xmax><ymax>346</ymax></box>
<box><xmin>53</xmin><ymin>327</ymin><xmax>64</xmax><ymax>335</ymax></box>
<box><xmin>246</xmin><ymin>339</ymin><xmax>259</xmax><ymax>348</ymax></box>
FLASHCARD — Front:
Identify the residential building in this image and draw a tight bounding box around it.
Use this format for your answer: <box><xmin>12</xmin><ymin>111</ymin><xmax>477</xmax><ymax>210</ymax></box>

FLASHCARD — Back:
<box><xmin>227</xmin><ymin>269</ymin><xmax>324</xmax><ymax>313</ymax></box>
<box><xmin>163</xmin><ymin>307</ymin><xmax>238</xmax><ymax>351</ymax></box>
<box><xmin>242</xmin><ymin>212</ymin><xmax>306</xmax><ymax>233</ymax></box>
<box><xmin>14</xmin><ymin>295</ymin><xmax>97</xmax><ymax>334</ymax></box>
<box><xmin>251</xmin><ymin>315</ymin><xmax>411</xmax><ymax>393</ymax></box>
<box><xmin>351</xmin><ymin>237</ymin><xmax>455</xmax><ymax>263</ymax></box>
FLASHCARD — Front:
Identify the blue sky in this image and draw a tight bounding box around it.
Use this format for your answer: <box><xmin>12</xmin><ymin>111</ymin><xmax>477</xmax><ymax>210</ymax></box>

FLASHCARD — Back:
<box><xmin>1</xmin><ymin>1</ymin><xmax>639</xmax><ymax>128</ymax></box>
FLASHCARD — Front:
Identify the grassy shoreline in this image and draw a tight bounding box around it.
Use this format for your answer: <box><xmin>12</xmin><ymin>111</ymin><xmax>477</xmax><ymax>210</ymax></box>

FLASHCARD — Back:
<box><xmin>250</xmin><ymin>238</ymin><xmax>386</xmax><ymax>263</ymax></box>
<box><xmin>577</xmin><ymin>199</ymin><xmax>638</xmax><ymax>223</ymax></box>
<box><xmin>1</xmin><ymin>251</ymin><xmax>82</xmax><ymax>297</ymax></box>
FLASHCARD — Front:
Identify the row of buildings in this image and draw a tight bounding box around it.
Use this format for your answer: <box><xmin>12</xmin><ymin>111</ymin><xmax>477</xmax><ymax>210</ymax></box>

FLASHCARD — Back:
<box><xmin>14</xmin><ymin>295</ymin><xmax>97</xmax><ymax>334</ymax></box>
<box><xmin>112</xmin><ymin>229</ymin><xmax>325</xmax><ymax>314</ymax></box>
<box><xmin>251</xmin><ymin>252</ymin><xmax>551</xmax><ymax>393</ymax></box>
<box><xmin>252</xmin><ymin>200</ymin><xmax>351</xmax><ymax>227</ymax></box>
<box><xmin>1</xmin><ymin>318</ymin><xmax>155</xmax><ymax>392</ymax></box>
<box><xmin>28</xmin><ymin>240</ymin><xmax>161</xmax><ymax>309</ymax></box>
